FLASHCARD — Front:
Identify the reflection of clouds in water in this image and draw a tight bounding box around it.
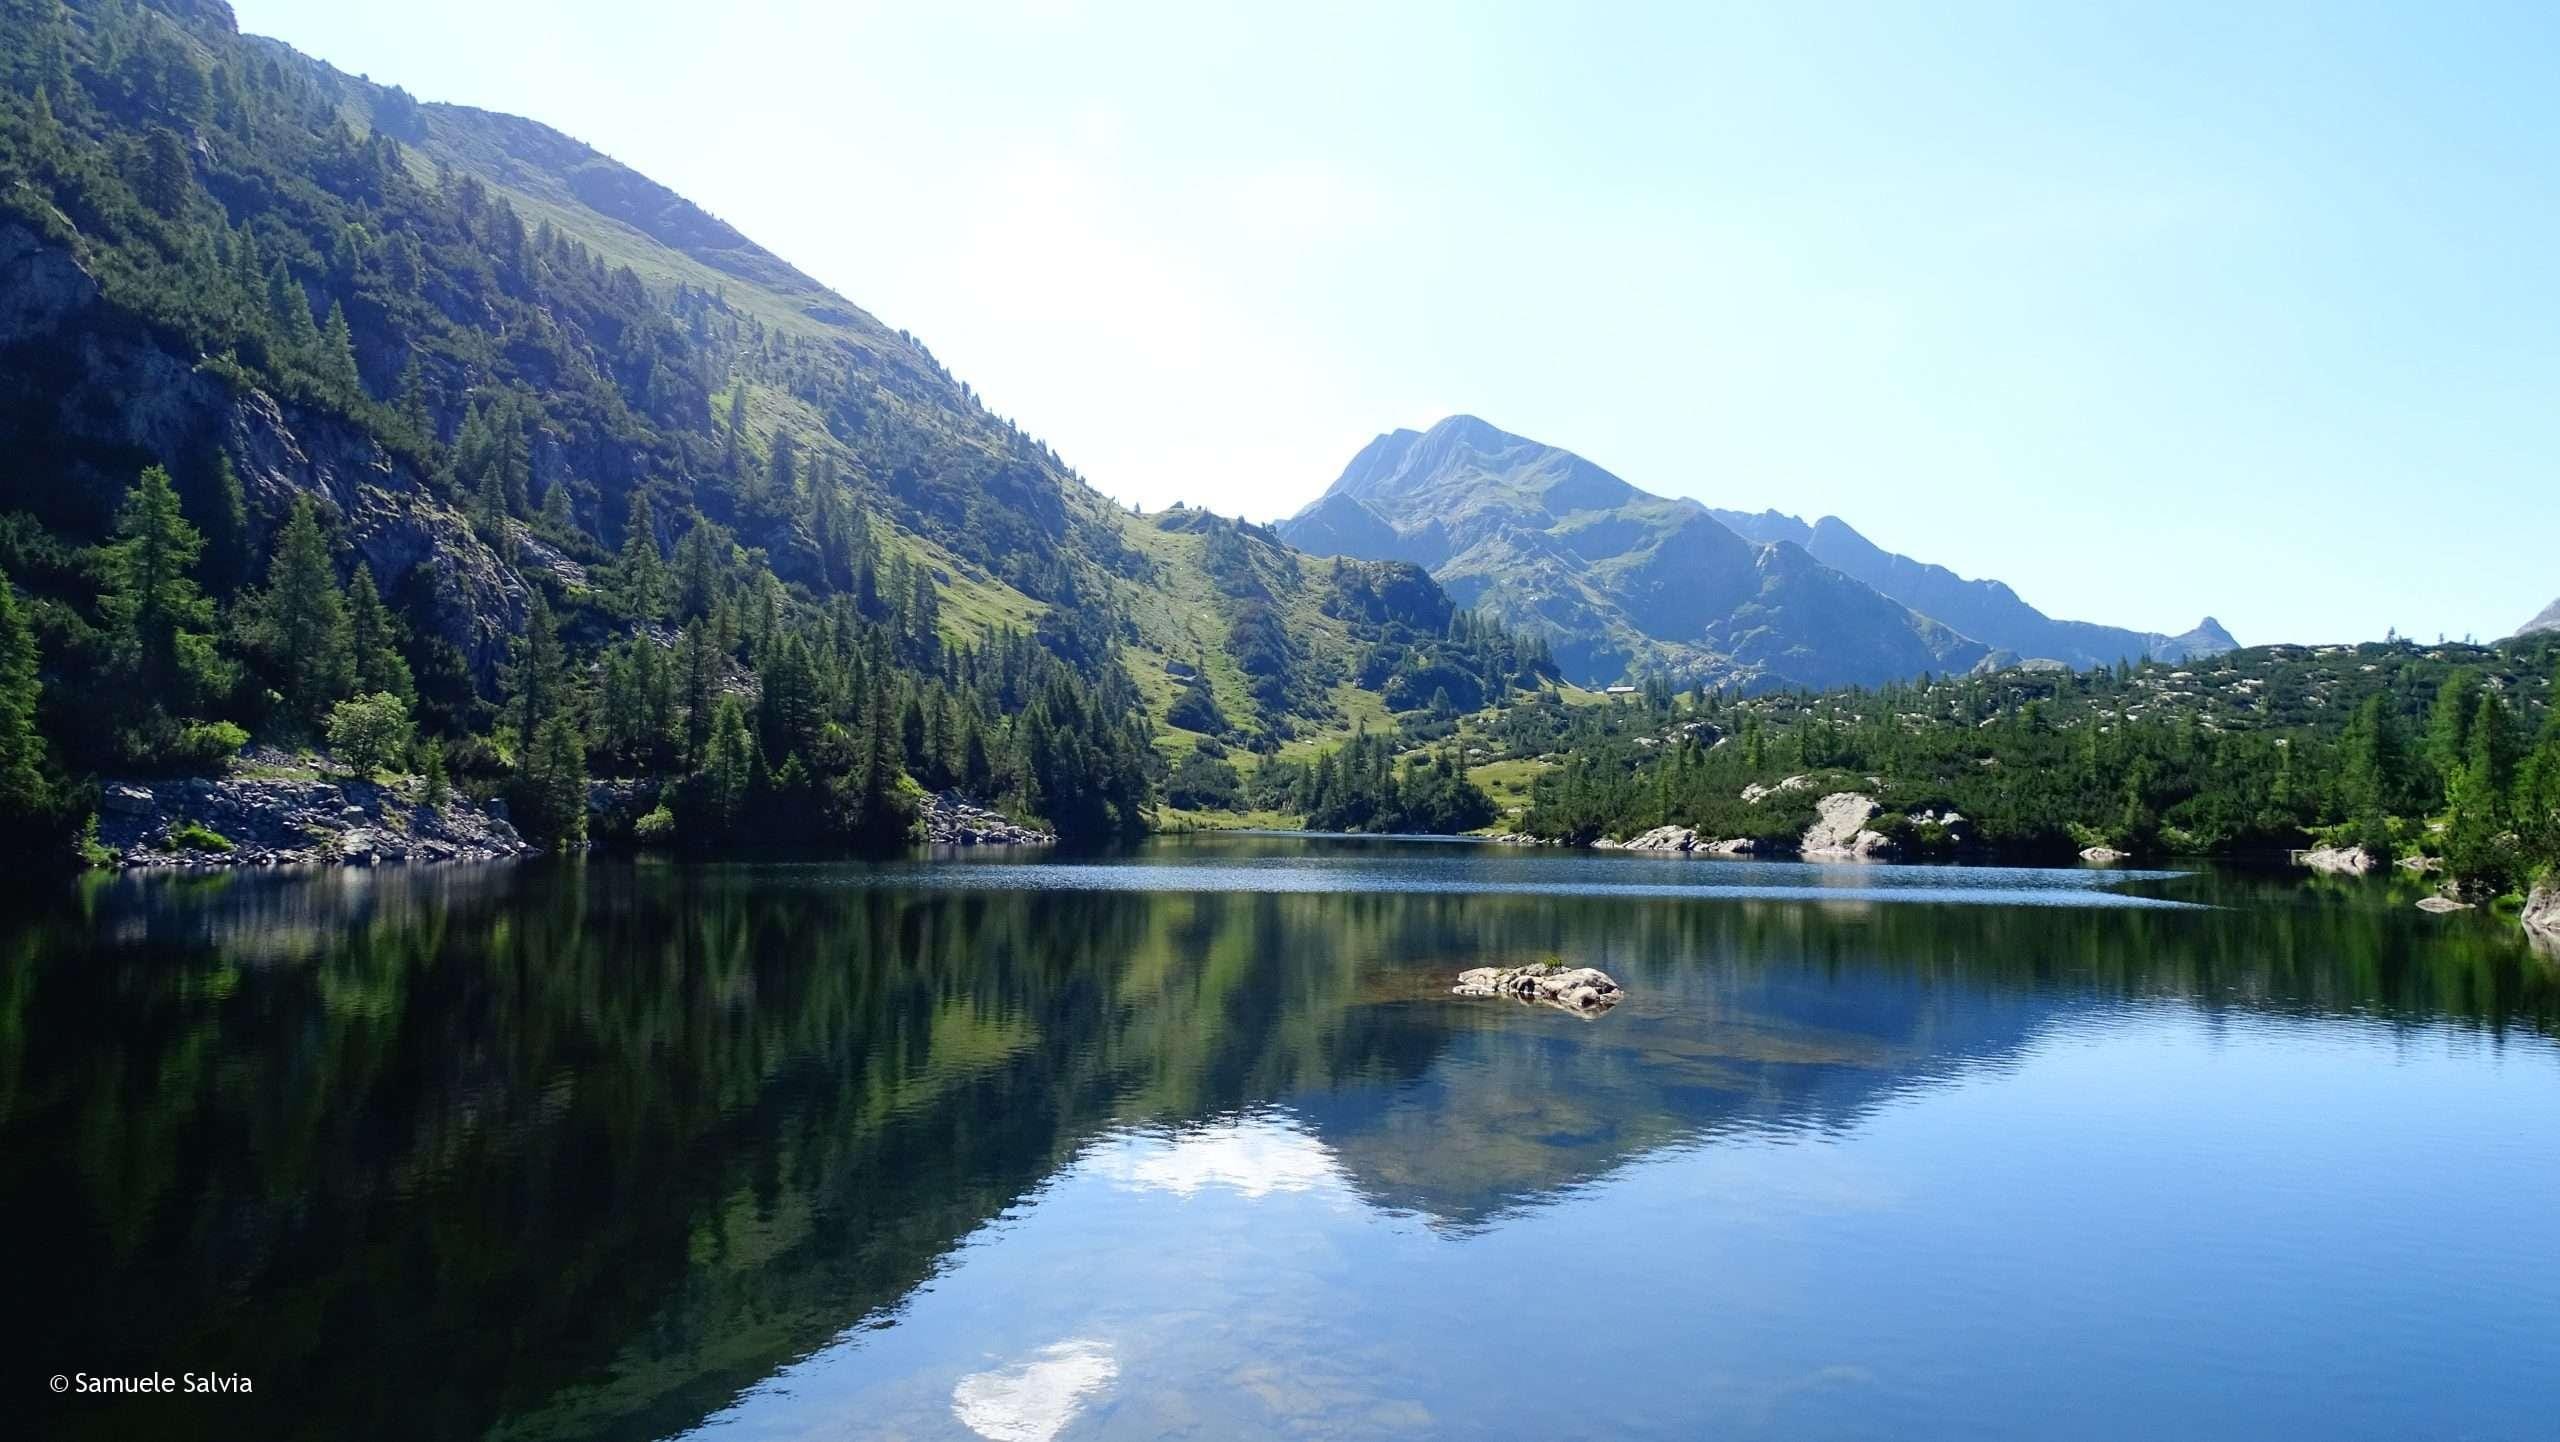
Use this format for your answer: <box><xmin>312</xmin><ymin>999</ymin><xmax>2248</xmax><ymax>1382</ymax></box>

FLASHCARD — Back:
<box><xmin>951</xmin><ymin>1339</ymin><xmax>1118</xmax><ymax>1442</ymax></box>
<box><xmin>1083</xmin><ymin>1113</ymin><xmax>1347</xmax><ymax>1199</ymax></box>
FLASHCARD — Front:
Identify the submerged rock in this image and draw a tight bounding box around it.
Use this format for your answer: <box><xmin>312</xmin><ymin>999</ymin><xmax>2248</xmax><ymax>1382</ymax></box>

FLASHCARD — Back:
<box><xmin>1452</xmin><ymin>962</ymin><xmax>1623</xmax><ymax>1015</ymax></box>
<box><xmin>2415</xmin><ymin>895</ymin><xmax>2473</xmax><ymax>914</ymax></box>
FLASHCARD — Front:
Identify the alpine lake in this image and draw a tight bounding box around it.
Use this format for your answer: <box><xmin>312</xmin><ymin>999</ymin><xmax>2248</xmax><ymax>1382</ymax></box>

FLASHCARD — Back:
<box><xmin>9</xmin><ymin>836</ymin><xmax>2558</xmax><ymax>1441</ymax></box>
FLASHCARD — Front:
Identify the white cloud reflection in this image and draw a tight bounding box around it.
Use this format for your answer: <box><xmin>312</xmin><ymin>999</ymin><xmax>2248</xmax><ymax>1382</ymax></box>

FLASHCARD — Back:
<box><xmin>1082</xmin><ymin>1113</ymin><xmax>1347</xmax><ymax>1200</ymax></box>
<box><xmin>951</xmin><ymin>1338</ymin><xmax>1119</xmax><ymax>1442</ymax></box>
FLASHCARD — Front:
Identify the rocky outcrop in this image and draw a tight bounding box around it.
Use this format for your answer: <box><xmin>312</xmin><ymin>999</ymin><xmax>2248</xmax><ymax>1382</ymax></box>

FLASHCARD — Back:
<box><xmin>2524</xmin><ymin>882</ymin><xmax>2559</xmax><ymax>946</ymax></box>
<box><xmin>1483</xmin><ymin>832</ymin><xmax>1557</xmax><ymax>847</ymax></box>
<box><xmin>0</xmin><ymin>220</ymin><xmax>529</xmax><ymax>680</ymax></box>
<box><xmin>96</xmin><ymin>768</ymin><xmax>533</xmax><ymax>867</ymax></box>
<box><xmin>1740</xmin><ymin>775</ymin><xmax>1814</xmax><ymax>805</ymax></box>
<box><xmin>2300</xmin><ymin>845</ymin><xmax>2379</xmax><ymax>876</ymax></box>
<box><xmin>1452</xmin><ymin>963</ymin><xmax>1622</xmax><ymax>1015</ymax></box>
<box><xmin>1801</xmin><ymin>793</ymin><xmax>1897</xmax><ymax>861</ymax></box>
<box><xmin>2080</xmin><ymin>846</ymin><xmax>2130</xmax><ymax>865</ymax></box>
<box><xmin>1602</xmin><ymin>825</ymin><xmax>1766</xmax><ymax>857</ymax></box>
<box><xmin>923</xmin><ymin>793</ymin><xmax>1053</xmax><ymax>847</ymax></box>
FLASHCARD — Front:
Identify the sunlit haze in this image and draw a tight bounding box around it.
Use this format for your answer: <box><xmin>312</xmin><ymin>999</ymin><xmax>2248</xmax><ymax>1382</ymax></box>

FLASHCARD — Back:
<box><xmin>231</xmin><ymin>0</ymin><xmax>2560</xmax><ymax>645</ymax></box>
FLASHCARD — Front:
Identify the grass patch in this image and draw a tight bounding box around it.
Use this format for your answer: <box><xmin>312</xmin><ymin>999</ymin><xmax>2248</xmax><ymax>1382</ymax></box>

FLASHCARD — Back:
<box><xmin>161</xmin><ymin>820</ymin><xmax>235</xmax><ymax>853</ymax></box>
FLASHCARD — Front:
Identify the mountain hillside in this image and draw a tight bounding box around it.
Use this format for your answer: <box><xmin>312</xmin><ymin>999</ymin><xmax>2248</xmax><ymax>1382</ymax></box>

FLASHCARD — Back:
<box><xmin>1280</xmin><ymin>416</ymin><xmax>1987</xmax><ymax>690</ymax></box>
<box><xmin>2516</xmin><ymin>597</ymin><xmax>2560</xmax><ymax>638</ymax></box>
<box><xmin>0</xmin><ymin>0</ymin><xmax>1549</xmax><ymax>858</ymax></box>
<box><xmin>1707</xmin><ymin>509</ymin><xmax>2235</xmax><ymax>667</ymax></box>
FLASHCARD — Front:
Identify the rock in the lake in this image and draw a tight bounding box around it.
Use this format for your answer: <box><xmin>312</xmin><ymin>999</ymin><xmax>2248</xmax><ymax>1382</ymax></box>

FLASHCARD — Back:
<box><xmin>1698</xmin><ymin>836</ymin><xmax>1762</xmax><ymax>856</ymax></box>
<box><xmin>2415</xmin><ymin>895</ymin><xmax>2473</xmax><ymax>914</ymax></box>
<box><xmin>2300</xmin><ymin>845</ymin><xmax>2378</xmax><ymax>876</ymax></box>
<box><xmin>2080</xmin><ymin>846</ymin><xmax>2130</xmax><ymax>864</ymax></box>
<box><xmin>1620</xmin><ymin>825</ymin><xmax>1700</xmax><ymax>852</ymax></box>
<box><xmin>1801</xmin><ymin>793</ymin><xmax>1896</xmax><ymax>861</ymax></box>
<box><xmin>1452</xmin><ymin>962</ymin><xmax>1623</xmax><ymax>1015</ymax></box>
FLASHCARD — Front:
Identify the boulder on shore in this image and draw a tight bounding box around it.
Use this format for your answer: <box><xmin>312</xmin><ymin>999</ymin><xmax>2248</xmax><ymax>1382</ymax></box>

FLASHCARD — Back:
<box><xmin>2080</xmin><ymin>846</ymin><xmax>2130</xmax><ymax>865</ymax></box>
<box><xmin>1620</xmin><ymin>825</ymin><xmax>1700</xmax><ymax>852</ymax></box>
<box><xmin>1452</xmin><ymin>963</ymin><xmax>1622</xmax><ymax>1015</ymax></box>
<box><xmin>1801</xmin><ymin>793</ymin><xmax>1897</xmax><ymax>861</ymax></box>
<box><xmin>2525</xmin><ymin>882</ymin><xmax>2560</xmax><ymax>951</ymax></box>
<box><xmin>2300</xmin><ymin>845</ymin><xmax>2378</xmax><ymax>876</ymax></box>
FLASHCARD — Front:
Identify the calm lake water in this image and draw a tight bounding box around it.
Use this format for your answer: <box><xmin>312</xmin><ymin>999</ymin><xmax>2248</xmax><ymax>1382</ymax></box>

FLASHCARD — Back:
<box><xmin>10</xmin><ymin>836</ymin><xmax>2560</xmax><ymax>1441</ymax></box>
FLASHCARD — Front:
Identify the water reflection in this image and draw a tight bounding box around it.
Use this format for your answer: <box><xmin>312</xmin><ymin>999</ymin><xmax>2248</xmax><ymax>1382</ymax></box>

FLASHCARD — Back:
<box><xmin>3</xmin><ymin>839</ymin><xmax>2555</xmax><ymax>1441</ymax></box>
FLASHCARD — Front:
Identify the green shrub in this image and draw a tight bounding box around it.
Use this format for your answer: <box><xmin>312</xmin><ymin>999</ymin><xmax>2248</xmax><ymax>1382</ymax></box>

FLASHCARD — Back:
<box><xmin>162</xmin><ymin>820</ymin><xmax>233</xmax><ymax>853</ymax></box>
<box><xmin>327</xmin><ymin>692</ymin><xmax>415</xmax><ymax>775</ymax></box>
<box><xmin>633</xmin><ymin>804</ymin><xmax>678</xmax><ymax>845</ymax></box>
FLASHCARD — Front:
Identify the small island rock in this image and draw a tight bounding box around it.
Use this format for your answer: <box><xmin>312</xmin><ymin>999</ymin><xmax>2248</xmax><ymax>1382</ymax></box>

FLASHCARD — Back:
<box><xmin>1452</xmin><ymin>962</ymin><xmax>1623</xmax><ymax>1014</ymax></box>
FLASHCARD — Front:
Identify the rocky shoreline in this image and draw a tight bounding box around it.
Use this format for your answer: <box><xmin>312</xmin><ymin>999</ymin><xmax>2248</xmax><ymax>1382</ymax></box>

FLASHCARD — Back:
<box><xmin>921</xmin><ymin>793</ymin><xmax>1054</xmax><ymax>847</ymax></box>
<box><xmin>98</xmin><ymin>766</ymin><xmax>534</xmax><ymax>868</ymax></box>
<box><xmin>96</xmin><ymin>757</ymin><xmax>1055</xmax><ymax>869</ymax></box>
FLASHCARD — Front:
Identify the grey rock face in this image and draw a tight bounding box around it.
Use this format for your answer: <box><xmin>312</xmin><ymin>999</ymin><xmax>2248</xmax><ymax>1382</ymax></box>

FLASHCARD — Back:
<box><xmin>0</xmin><ymin>220</ymin><xmax>529</xmax><ymax>682</ymax></box>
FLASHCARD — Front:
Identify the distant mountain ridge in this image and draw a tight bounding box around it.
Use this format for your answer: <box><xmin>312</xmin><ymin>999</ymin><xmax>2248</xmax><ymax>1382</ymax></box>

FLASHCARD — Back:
<box><xmin>1282</xmin><ymin>417</ymin><xmax>1987</xmax><ymax>690</ymax></box>
<box><xmin>1706</xmin><ymin>509</ymin><xmax>2236</xmax><ymax>669</ymax></box>
<box><xmin>2516</xmin><ymin>597</ymin><xmax>2560</xmax><ymax>638</ymax></box>
<box><xmin>1281</xmin><ymin>416</ymin><xmax>2234</xmax><ymax>689</ymax></box>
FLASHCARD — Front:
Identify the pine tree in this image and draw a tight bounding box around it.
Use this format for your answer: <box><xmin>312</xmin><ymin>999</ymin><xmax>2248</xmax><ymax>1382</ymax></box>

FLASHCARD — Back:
<box><xmin>345</xmin><ymin>562</ymin><xmax>414</xmax><ymax>702</ymax></box>
<box><xmin>514</xmin><ymin>713</ymin><xmax>589</xmax><ymax>851</ymax></box>
<box><xmin>251</xmin><ymin>498</ymin><xmax>356</xmax><ymax>727</ymax></box>
<box><xmin>0</xmin><ymin>567</ymin><xmax>50</xmax><ymax>807</ymax></box>
<box><xmin>679</xmin><ymin>619</ymin><xmax>720</xmax><ymax>765</ymax></box>
<box><xmin>504</xmin><ymin>593</ymin><xmax>569</xmax><ymax>760</ymax></box>
<box><xmin>137</xmin><ymin>125</ymin><xmax>191</xmax><ymax>216</ymax></box>
<box><xmin>264</xmin><ymin>257</ymin><xmax>318</xmax><ymax>348</ymax></box>
<box><xmin>100</xmin><ymin>465</ymin><xmax>220</xmax><ymax>711</ymax></box>
<box><xmin>320</xmin><ymin>300</ymin><xmax>363</xmax><ymax>395</ymax></box>
<box><xmin>617</xmin><ymin>491</ymin><xmax>666</xmax><ymax>619</ymax></box>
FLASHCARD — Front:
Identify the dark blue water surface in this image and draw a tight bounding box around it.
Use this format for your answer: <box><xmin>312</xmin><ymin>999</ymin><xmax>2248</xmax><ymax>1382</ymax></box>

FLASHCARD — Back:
<box><xmin>8</xmin><ymin>836</ymin><xmax>2557</xmax><ymax>1441</ymax></box>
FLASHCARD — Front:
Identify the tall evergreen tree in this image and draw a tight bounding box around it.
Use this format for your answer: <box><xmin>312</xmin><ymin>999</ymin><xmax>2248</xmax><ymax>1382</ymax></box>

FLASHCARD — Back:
<box><xmin>248</xmin><ymin>498</ymin><xmax>356</xmax><ymax>727</ymax></box>
<box><xmin>345</xmin><ymin>562</ymin><xmax>414</xmax><ymax>703</ymax></box>
<box><xmin>617</xmin><ymin>490</ymin><xmax>666</xmax><ymax>619</ymax></box>
<box><xmin>99</xmin><ymin>465</ymin><xmax>221</xmax><ymax>711</ymax></box>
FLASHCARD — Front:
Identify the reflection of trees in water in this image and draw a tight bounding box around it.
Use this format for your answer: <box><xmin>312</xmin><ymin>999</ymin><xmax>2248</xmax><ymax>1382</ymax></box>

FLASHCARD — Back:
<box><xmin>1</xmin><ymin>862</ymin><xmax>2552</xmax><ymax>1442</ymax></box>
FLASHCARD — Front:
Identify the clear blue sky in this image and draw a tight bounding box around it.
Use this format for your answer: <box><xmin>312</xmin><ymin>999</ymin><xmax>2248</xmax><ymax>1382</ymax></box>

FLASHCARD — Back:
<box><xmin>233</xmin><ymin>0</ymin><xmax>2559</xmax><ymax>647</ymax></box>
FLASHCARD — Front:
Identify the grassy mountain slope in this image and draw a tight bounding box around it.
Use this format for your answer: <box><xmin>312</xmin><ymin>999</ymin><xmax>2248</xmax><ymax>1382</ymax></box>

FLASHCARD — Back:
<box><xmin>0</xmin><ymin>0</ymin><xmax>1565</xmax><ymax>851</ymax></box>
